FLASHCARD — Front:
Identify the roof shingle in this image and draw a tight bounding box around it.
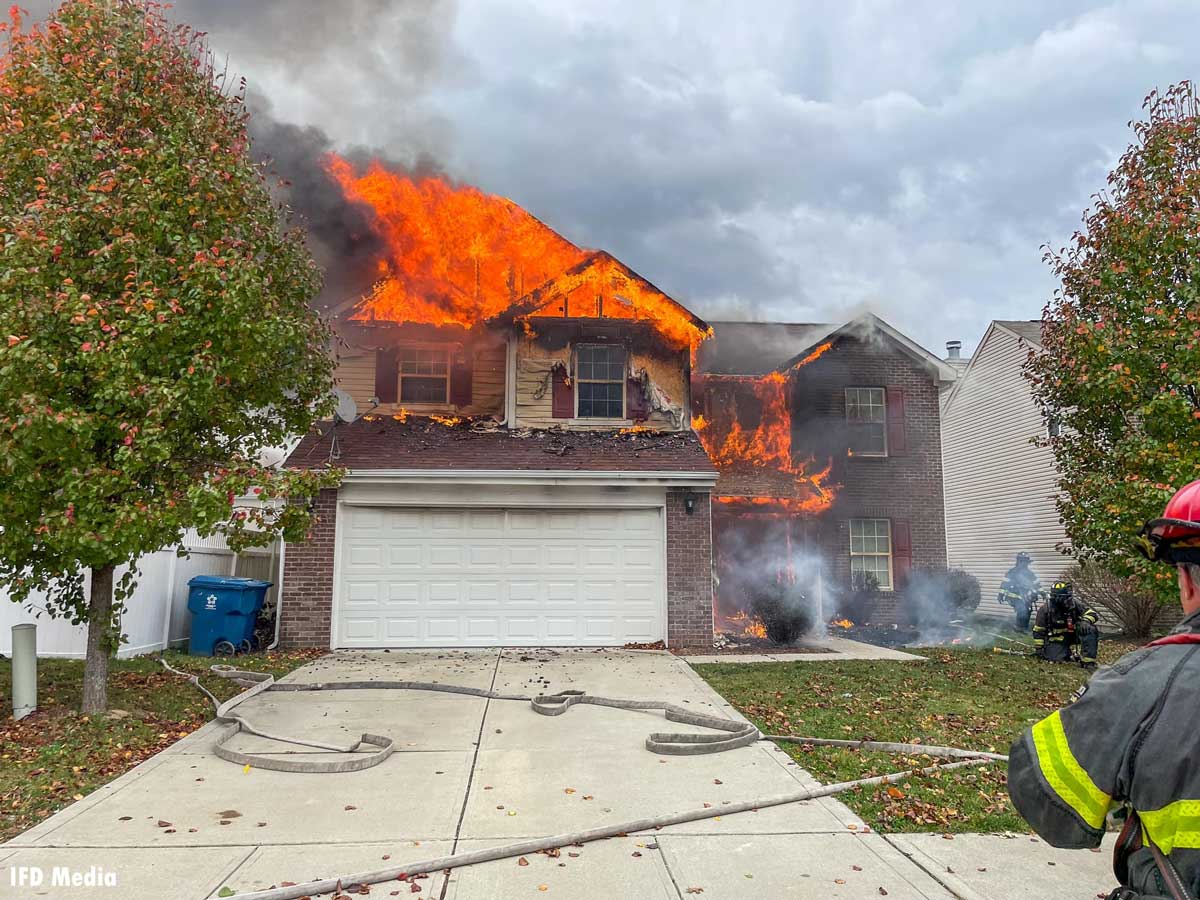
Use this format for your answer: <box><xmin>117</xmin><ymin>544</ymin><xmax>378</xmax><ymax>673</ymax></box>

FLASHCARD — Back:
<box><xmin>287</xmin><ymin>417</ymin><xmax>717</xmax><ymax>474</ymax></box>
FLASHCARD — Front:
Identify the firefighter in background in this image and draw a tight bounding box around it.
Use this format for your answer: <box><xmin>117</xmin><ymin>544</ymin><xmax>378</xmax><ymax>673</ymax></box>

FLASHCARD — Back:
<box><xmin>997</xmin><ymin>552</ymin><xmax>1041</xmax><ymax>630</ymax></box>
<box><xmin>1031</xmin><ymin>580</ymin><xmax>1100</xmax><ymax>668</ymax></box>
<box><xmin>1008</xmin><ymin>479</ymin><xmax>1200</xmax><ymax>899</ymax></box>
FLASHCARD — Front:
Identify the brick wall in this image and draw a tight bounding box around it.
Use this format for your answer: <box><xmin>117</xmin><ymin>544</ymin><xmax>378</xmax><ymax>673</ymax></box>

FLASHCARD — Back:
<box><xmin>666</xmin><ymin>488</ymin><xmax>715</xmax><ymax>647</ymax></box>
<box><xmin>791</xmin><ymin>335</ymin><xmax>948</xmax><ymax>624</ymax></box>
<box><xmin>278</xmin><ymin>488</ymin><xmax>338</xmax><ymax>648</ymax></box>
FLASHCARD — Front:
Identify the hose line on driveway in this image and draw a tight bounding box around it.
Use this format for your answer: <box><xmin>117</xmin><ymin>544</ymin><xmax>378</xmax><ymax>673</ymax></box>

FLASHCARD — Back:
<box><xmin>160</xmin><ymin>660</ymin><xmax>1006</xmax><ymax>900</ymax></box>
<box><xmin>223</xmin><ymin>759</ymin><xmax>993</xmax><ymax>900</ymax></box>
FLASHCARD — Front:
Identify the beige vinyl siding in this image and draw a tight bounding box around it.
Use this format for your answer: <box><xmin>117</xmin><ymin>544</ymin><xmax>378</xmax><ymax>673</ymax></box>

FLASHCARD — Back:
<box><xmin>334</xmin><ymin>342</ymin><xmax>506</xmax><ymax>418</ymax></box>
<box><xmin>514</xmin><ymin>337</ymin><xmax>689</xmax><ymax>431</ymax></box>
<box><xmin>941</xmin><ymin>323</ymin><xmax>1072</xmax><ymax>619</ymax></box>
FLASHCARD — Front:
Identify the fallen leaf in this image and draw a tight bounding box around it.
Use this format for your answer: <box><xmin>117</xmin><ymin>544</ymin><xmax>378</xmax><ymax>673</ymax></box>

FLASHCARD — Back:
<box><xmin>685</xmin><ymin>889</ymin><xmax>704</xmax><ymax>895</ymax></box>
<box><xmin>518</xmin><ymin>858</ymin><xmax>529</xmax><ymax>867</ymax></box>
<box><xmin>538</xmin><ymin>886</ymin><xmax>548</xmax><ymax>893</ymax></box>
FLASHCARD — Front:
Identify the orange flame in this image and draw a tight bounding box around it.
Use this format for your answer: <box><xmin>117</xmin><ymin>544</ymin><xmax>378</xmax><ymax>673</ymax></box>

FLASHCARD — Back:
<box><xmin>323</xmin><ymin>155</ymin><xmax>709</xmax><ymax>350</ymax></box>
<box><xmin>695</xmin><ymin>343</ymin><xmax>837</xmax><ymax>514</ymax></box>
<box><xmin>722</xmin><ymin>610</ymin><xmax>768</xmax><ymax>639</ymax></box>
<box><xmin>831</xmin><ymin>618</ymin><xmax>854</xmax><ymax>629</ymax></box>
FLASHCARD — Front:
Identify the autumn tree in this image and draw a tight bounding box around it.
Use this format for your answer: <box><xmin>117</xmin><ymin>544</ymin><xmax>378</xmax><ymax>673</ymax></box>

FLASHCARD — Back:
<box><xmin>0</xmin><ymin>0</ymin><xmax>340</xmax><ymax>712</ymax></box>
<box><xmin>1027</xmin><ymin>81</ymin><xmax>1200</xmax><ymax>604</ymax></box>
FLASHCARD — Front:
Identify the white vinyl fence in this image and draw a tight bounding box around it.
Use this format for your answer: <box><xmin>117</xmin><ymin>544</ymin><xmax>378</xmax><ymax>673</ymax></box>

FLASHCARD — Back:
<box><xmin>0</xmin><ymin>529</ymin><xmax>281</xmax><ymax>659</ymax></box>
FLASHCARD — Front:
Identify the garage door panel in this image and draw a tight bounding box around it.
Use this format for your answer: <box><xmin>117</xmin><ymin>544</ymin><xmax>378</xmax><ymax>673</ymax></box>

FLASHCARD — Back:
<box><xmin>336</xmin><ymin>506</ymin><xmax>664</xmax><ymax>647</ymax></box>
<box><xmin>384</xmin><ymin>545</ymin><xmax>420</xmax><ymax>568</ymax></box>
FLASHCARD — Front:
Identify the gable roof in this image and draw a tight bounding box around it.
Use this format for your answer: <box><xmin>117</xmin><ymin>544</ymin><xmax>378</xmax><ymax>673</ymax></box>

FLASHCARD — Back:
<box><xmin>697</xmin><ymin>321</ymin><xmax>832</xmax><ymax>375</ymax></box>
<box><xmin>486</xmin><ymin>250</ymin><xmax>710</xmax><ymax>341</ymax></box>
<box><xmin>941</xmin><ymin>319</ymin><xmax>1042</xmax><ymax>412</ymax></box>
<box><xmin>995</xmin><ymin>320</ymin><xmax>1043</xmax><ymax>348</ymax></box>
<box><xmin>773</xmin><ymin>313</ymin><xmax>958</xmax><ymax>383</ymax></box>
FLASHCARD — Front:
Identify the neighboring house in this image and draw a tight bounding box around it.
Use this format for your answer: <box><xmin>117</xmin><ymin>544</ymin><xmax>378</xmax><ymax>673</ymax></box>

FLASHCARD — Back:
<box><xmin>695</xmin><ymin>314</ymin><xmax>957</xmax><ymax>625</ymax></box>
<box><xmin>941</xmin><ymin>320</ymin><xmax>1071</xmax><ymax>618</ymax></box>
<box><xmin>280</xmin><ymin>252</ymin><xmax>717</xmax><ymax>650</ymax></box>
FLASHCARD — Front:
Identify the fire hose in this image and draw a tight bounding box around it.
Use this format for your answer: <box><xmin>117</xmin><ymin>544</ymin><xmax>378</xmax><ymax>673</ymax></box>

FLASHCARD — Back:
<box><xmin>161</xmin><ymin>661</ymin><xmax>1008</xmax><ymax>900</ymax></box>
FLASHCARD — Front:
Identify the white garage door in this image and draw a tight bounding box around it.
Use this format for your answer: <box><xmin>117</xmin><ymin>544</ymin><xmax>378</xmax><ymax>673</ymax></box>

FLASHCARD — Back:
<box><xmin>335</xmin><ymin>506</ymin><xmax>665</xmax><ymax>647</ymax></box>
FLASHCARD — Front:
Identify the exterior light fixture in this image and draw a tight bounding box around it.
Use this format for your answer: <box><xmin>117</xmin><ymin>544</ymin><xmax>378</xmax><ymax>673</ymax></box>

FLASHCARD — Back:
<box><xmin>684</xmin><ymin>493</ymin><xmax>698</xmax><ymax>516</ymax></box>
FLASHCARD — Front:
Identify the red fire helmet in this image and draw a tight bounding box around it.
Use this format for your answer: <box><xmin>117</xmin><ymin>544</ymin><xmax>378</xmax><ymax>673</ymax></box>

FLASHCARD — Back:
<box><xmin>1138</xmin><ymin>480</ymin><xmax>1200</xmax><ymax>564</ymax></box>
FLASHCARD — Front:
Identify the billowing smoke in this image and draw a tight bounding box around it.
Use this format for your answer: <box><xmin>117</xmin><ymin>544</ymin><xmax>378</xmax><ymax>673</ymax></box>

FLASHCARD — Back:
<box><xmin>27</xmin><ymin>0</ymin><xmax>462</xmax><ymax>312</ymax></box>
<box><xmin>713</xmin><ymin>517</ymin><xmax>829</xmax><ymax>644</ymax></box>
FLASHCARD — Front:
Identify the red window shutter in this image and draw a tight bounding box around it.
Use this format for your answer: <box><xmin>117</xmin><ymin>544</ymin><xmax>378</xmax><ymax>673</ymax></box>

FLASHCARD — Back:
<box><xmin>551</xmin><ymin>364</ymin><xmax>574</xmax><ymax>418</ymax></box>
<box><xmin>626</xmin><ymin>377</ymin><xmax>649</xmax><ymax>422</ymax></box>
<box><xmin>449</xmin><ymin>350</ymin><xmax>474</xmax><ymax>408</ymax></box>
<box><xmin>892</xmin><ymin>519</ymin><xmax>913</xmax><ymax>587</ymax></box>
<box><xmin>886</xmin><ymin>387</ymin><xmax>907</xmax><ymax>455</ymax></box>
<box><xmin>374</xmin><ymin>349</ymin><xmax>398</xmax><ymax>404</ymax></box>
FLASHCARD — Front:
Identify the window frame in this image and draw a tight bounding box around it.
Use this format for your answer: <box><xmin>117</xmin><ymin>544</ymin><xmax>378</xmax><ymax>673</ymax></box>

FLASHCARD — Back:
<box><xmin>849</xmin><ymin>517</ymin><xmax>894</xmax><ymax>591</ymax></box>
<box><xmin>396</xmin><ymin>344</ymin><xmax>452</xmax><ymax>406</ymax></box>
<box><xmin>845</xmin><ymin>386</ymin><xmax>888</xmax><ymax>457</ymax></box>
<box><xmin>574</xmin><ymin>343</ymin><xmax>628</xmax><ymax>420</ymax></box>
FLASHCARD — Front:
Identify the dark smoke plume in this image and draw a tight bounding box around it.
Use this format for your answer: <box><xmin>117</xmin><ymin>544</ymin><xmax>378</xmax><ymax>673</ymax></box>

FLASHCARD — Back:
<box><xmin>28</xmin><ymin>0</ymin><xmax>462</xmax><ymax>312</ymax></box>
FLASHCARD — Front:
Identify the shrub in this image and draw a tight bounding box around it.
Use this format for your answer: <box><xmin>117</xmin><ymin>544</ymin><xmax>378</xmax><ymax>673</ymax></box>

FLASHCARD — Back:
<box><xmin>750</xmin><ymin>581</ymin><xmax>814</xmax><ymax>645</ymax></box>
<box><xmin>905</xmin><ymin>567</ymin><xmax>982</xmax><ymax>627</ymax></box>
<box><xmin>838</xmin><ymin>570</ymin><xmax>880</xmax><ymax>623</ymax></box>
<box><xmin>1068</xmin><ymin>561</ymin><xmax>1165</xmax><ymax>639</ymax></box>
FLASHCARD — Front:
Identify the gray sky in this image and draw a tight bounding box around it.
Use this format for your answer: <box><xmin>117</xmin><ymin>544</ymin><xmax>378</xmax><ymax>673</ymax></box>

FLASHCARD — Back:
<box><xmin>32</xmin><ymin>0</ymin><xmax>1200</xmax><ymax>353</ymax></box>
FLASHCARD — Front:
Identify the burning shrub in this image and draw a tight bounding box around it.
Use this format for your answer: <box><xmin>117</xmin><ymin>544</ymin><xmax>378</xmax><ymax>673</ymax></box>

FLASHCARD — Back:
<box><xmin>905</xmin><ymin>567</ymin><xmax>981</xmax><ymax>628</ymax></box>
<box><xmin>1067</xmin><ymin>561</ymin><xmax>1165</xmax><ymax>638</ymax></box>
<box><xmin>749</xmin><ymin>582</ymin><xmax>814</xmax><ymax>645</ymax></box>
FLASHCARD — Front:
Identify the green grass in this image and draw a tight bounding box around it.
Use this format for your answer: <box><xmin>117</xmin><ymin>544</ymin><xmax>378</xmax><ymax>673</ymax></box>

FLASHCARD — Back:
<box><xmin>0</xmin><ymin>649</ymin><xmax>320</xmax><ymax>842</ymax></box>
<box><xmin>694</xmin><ymin>638</ymin><xmax>1141</xmax><ymax>834</ymax></box>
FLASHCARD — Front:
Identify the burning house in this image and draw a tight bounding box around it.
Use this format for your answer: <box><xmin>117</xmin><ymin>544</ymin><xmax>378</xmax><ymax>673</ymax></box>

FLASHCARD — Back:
<box><xmin>280</xmin><ymin>158</ymin><xmax>719</xmax><ymax>650</ymax></box>
<box><xmin>694</xmin><ymin>318</ymin><xmax>959</xmax><ymax>636</ymax></box>
<box><xmin>277</xmin><ymin>156</ymin><xmax>959</xmax><ymax>651</ymax></box>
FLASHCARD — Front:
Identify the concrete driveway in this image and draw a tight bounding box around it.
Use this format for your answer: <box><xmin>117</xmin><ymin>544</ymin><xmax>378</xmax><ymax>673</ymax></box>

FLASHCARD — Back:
<box><xmin>1</xmin><ymin>650</ymin><xmax>1114</xmax><ymax>899</ymax></box>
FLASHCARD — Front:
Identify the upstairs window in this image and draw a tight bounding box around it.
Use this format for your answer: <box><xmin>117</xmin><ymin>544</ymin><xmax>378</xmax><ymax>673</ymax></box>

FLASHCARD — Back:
<box><xmin>399</xmin><ymin>346</ymin><xmax>450</xmax><ymax>404</ymax></box>
<box><xmin>576</xmin><ymin>344</ymin><xmax>626</xmax><ymax>418</ymax></box>
<box><xmin>846</xmin><ymin>387</ymin><xmax>887</xmax><ymax>456</ymax></box>
<box><xmin>850</xmin><ymin>518</ymin><xmax>893</xmax><ymax>591</ymax></box>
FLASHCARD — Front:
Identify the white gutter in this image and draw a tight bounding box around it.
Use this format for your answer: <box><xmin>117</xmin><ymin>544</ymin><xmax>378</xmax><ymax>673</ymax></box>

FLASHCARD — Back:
<box><xmin>340</xmin><ymin>469</ymin><xmax>719</xmax><ymax>488</ymax></box>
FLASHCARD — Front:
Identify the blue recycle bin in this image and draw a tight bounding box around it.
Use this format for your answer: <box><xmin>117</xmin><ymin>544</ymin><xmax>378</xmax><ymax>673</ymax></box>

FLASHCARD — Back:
<box><xmin>187</xmin><ymin>575</ymin><xmax>272</xmax><ymax>656</ymax></box>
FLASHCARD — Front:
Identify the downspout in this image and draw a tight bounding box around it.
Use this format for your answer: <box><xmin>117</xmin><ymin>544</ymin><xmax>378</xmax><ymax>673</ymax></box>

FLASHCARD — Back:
<box><xmin>267</xmin><ymin>538</ymin><xmax>287</xmax><ymax>650</ymax></box>
<box><xmin>504</xmin><ymin>334</ymin><xmax>517</xmax><ymax>427</ymax></box>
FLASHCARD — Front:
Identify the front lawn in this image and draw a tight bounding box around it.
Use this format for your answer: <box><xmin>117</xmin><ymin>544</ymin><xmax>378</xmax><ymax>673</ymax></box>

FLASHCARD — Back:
<box><xmin>694</xmin><ymin>639</ymin><xmax>1140</xmax><ymax>834</ymax></box>
<box><xmin>0</xmin><ymin>649</ymin><xmax>320</xmax><ymax>843</ymax></box>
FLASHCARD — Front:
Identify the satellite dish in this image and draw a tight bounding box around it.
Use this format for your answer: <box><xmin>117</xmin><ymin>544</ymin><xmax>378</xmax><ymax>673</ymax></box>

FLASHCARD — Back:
<box><xmin>332</xmin><ymin>389</ymin><xmax>359</xmax><ymax>425</ymax></box>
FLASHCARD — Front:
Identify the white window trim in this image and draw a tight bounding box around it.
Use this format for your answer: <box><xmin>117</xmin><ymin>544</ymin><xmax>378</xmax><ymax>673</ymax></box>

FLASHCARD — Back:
<box><xmin>849</xmin><ymin>517</ymin><xmax>894</xmax><ymax>592</ymax></box>
<box><xmin>845</xmin><ymin>386</ymin><xmax>888</xmax><ymax>458</ymax></box>
<box><xmin>574</xmin><ymin>343</ymin><xmax>627</xmax><ymax>420</ymax></box>
<box><xmin>397</xmin><ymin>343</ymin><xmax>452</xmax><ymax>406</ymax></box>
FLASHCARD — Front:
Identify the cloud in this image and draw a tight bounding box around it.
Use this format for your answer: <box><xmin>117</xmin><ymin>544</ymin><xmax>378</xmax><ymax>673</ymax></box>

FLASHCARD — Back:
<box><xmin>26</xmin><ymin>0</ymin><xmax>1200</xmax><ymax>352</ymax></box>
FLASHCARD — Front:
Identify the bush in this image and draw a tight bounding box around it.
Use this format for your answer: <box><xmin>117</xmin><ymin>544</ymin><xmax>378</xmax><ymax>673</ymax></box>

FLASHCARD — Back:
<box><xmin>838</xmin><ymin>570</ymin><xmax>880</xmax><ymax>623</ymax></box>
<box><xmin>905</xmin><ymin>567</ymin><xmax>982</xmax><ymax>627</ymax></box>
<box><xmin>750</xmin><ymin>581</ymin><xmax>814</xmax><ymax>645</ymax></box>
<box><xmin>1068</xmin><ymin>561</ymin><xmax>1165</xmax><ymax>638</ymax></box>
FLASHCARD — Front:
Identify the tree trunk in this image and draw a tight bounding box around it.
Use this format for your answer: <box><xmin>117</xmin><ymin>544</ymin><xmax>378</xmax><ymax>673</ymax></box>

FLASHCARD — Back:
<box><xmin>81</xmin><ymin>564</ymin><xmax>115</xmax><ymax>714</ymax></box>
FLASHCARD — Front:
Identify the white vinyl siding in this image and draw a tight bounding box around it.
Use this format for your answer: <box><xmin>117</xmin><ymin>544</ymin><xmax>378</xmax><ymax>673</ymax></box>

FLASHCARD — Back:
<box><xmin>940</xmin><ymin>323</ymin><xmax>1072</xmax><ymax>618</ymax></box>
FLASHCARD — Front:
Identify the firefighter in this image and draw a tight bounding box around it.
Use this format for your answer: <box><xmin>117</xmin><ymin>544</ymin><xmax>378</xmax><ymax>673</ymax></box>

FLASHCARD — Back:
<box><xmin>1031</xmin><ymin>580</ymin><xmax>1100</xmax><ymax>668</ymax></box>
<box><xmin>997</xmin><ymin>552</ymin><xmax>1041</xmax><ymax>630</ymax></box>
<box><xmin>1008</xmin><ymin>478</ymin><xmax>1200</xmax><ymax>899</ymax></box>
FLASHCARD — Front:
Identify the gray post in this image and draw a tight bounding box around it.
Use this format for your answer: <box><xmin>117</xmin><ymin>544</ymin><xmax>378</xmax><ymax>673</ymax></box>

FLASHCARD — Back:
<box><xmin>11</xmin><ymin>623</ymin><xmax>36</xmax><ymax>720</ymax></box>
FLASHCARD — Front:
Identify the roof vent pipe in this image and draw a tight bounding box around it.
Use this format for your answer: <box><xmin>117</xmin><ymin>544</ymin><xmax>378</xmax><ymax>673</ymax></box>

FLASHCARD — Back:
<box><xmin>945</xmin><ymin>340</ymin><xmax>962</xmax><ymax>361</ymax></box>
